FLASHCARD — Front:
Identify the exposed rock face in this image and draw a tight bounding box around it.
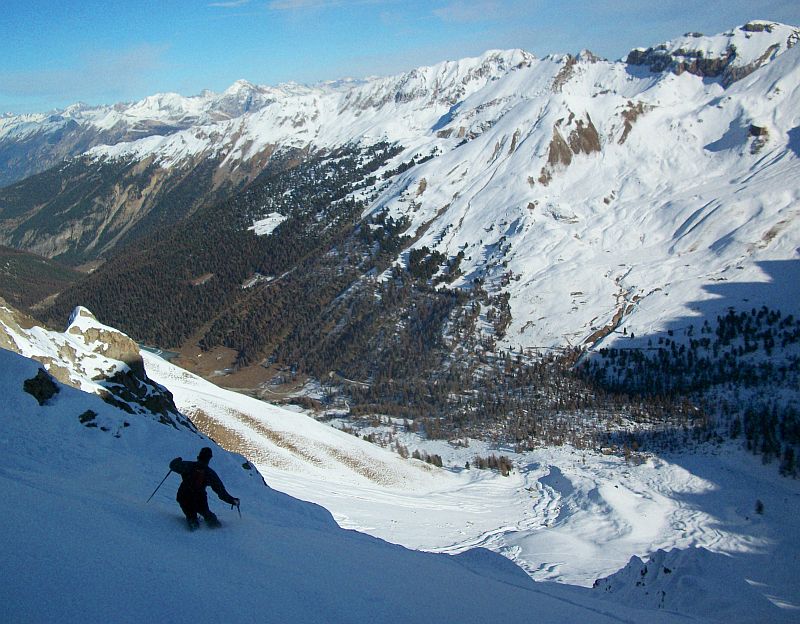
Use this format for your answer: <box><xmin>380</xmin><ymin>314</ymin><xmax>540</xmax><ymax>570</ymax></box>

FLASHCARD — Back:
<box><xmin>723</xmin><ymin>44</ymin><xmax>781</xmax><ymax>85</ymax></box>
<box><xmin>742</xmin><ymin>22</ymin><xmax>774</xmax><ymax>33</ymax></box>
<box><xmin>625</xmin><ymin>22</ymin><xmax>799</xmax><ymax>87</ymax></box>
<box><xmin>23</xmin><ymin>369</ymin><xmax>60</xmax><ymax>405</ymax></box>
<box><xmin>538</xmin><ymin>112</ymin><xmax>601</xmax><ymax>185</ymax></box>
<box><xmin>749</xmin><ymin>124</ymin><xmax>770</xmax><ymax>154</ymax></box>
<box><xmin>551</xmin><ymin>55</ymin><xmax>578</xmax><ymax>93</ymax></box>
<box><xmin>626</xmin><ymin>46</ymin><xmax>734</xmax><ymax>80</ymax></box>
<box><xmin>547</xmin><ymin>128</ymin><xmax>573</xmax><ymax>167</ymax></box>
<box><xmin>0</xmin><ymin>298</ymin><xmax>191</xmax><ymax>429</ymax></box>
<box><xmin>618</xmin><ymin>101</ymin><xmax>652</xmax><ymax>145</ymax></box>
<box><xmin>568</xmin><ymin>115</ymin><xmax>601</xmax><ymax>154</ymax></box>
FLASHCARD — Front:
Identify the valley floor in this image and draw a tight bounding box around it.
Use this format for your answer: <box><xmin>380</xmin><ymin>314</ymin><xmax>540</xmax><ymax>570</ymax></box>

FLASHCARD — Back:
<box><xmin>270</xmin><ymin>439</ymin><xmax>800</xmax><ymax>592</ymax></box>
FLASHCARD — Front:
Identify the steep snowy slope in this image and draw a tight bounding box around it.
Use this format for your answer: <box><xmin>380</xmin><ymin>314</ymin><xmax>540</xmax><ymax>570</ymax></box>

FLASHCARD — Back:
<box><xmin>3</xmin><ymin>301</ymin><xmax>798</xmax><ymax>621</ymax></box>
<box><xmin>369</xmin><ymin>25</ymin><xmax>800</xmax><ymax>350</ymax></box>
<box><xmin>0</xmin><ymin>345</ymin><xmax>698</xmax><ymax>623</ymax></box>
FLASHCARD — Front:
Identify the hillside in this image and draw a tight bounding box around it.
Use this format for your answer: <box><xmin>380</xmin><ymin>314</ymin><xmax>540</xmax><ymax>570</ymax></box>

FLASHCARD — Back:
<box><xmin>2</xmin><ymin>301</ymin><xmax>799</xmax><ymax>622</ymax></box>
<box><xmin>0</xmin><ymin>22</ymin><xmax>782</xmax><ymax>459</ymax></box>
<box><xmin>0</xmin><ymin>244</ymin><xmax>81</xmax><ymax>311</ymax></box>
<box><xmin>0</xmin><ymin>312</ymin><xmax>705</xmax><ymax>624</ymax></box>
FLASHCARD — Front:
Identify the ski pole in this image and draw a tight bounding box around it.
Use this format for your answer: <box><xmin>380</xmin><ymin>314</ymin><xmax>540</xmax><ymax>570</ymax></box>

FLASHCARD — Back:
<box><xmin>232</xmin><ymin>501</ymin><xmax>241</xmax><ymax>518</ymax></box>
<box><xmin>146</xmin><ymin>470</ymin><xmax>172</xmax><ymax>503</ymax></box>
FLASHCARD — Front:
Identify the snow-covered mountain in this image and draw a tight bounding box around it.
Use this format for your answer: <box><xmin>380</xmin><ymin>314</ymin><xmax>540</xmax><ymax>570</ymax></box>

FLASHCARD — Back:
<box><xmin>2</xmin><ymin>299</ymin><xmax>799</xmax><ymax>622</ymax></box>
<box><xmin>0</xmin><ymin>79</ymin><xmax>287</xmax><ymax>187</ymax></box>
<box><xmin>6</xmin><ymin>21</ymin><xmax>796</xmax><ymax>348</ymax></box>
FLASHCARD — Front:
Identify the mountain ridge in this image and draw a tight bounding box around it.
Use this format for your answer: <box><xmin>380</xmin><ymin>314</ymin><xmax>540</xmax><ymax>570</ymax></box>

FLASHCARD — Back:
<box><xmin>0</xmin><ymin>20</ymin><xmax>798</xmax><ymax>449</ymax></box>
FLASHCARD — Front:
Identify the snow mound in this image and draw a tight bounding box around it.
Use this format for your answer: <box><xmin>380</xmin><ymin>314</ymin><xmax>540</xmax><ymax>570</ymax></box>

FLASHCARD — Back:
<box><xmin>593</xmin><ymin>547</ymin><xmax>787</xmax><ymax>622</ymax></box>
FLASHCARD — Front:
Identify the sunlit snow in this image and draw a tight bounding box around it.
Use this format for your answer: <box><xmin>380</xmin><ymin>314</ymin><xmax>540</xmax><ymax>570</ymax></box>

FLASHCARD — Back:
<box><xmin>247</xmin><ymin>212</ymin><xmax>287</xmax><ymax>236</ymax></box>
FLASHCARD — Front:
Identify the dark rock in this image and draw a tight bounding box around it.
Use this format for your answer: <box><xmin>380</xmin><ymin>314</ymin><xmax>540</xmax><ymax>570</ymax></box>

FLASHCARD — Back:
<box><xmin>742</xmin><ymin>22</ymin><xmax>773</xmax><ymax>33</ymax></box>
<box><xmin>78</xmin><ymin>409</ymin><xmax>97</xmax><ymax>424</ymax></box>
<box><xmin>23</xmin><ymin>369</ymin><xmax>60</xmax><ymax>405</ymax></box>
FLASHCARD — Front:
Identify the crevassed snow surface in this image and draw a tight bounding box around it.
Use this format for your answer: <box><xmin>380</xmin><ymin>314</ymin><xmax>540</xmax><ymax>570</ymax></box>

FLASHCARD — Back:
<box><xmin>1</xmin><ymin>347</ymin><xmax>687</xmax><ymax>624</ymax></box>
<box><xmin>143</xmin><ymin>351</ymin><xmax>800</xmax><ymax>623</ymax></box>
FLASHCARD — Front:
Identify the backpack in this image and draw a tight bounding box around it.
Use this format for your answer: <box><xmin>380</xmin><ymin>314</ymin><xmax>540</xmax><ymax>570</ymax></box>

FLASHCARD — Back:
<box><xmin>189</xmin><ymin>465</ymin><xmax>207</xmax><ymax>492</ymax></box>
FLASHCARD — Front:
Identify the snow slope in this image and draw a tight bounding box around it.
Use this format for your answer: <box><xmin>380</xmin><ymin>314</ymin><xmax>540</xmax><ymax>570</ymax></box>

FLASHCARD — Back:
<box><xmin>2</xmin><ymin>304</ymin><xmax>798</xmax><ymax>621</ymax></box>
<box><xmin>1</xmin><ymin>346</ymin><xmax>694</xmax><ymax>624</ymax></box>
<box><xmin>142</xmin><ymin>350</ymin><xmax>800</xmax><ymax>623</ymax></box>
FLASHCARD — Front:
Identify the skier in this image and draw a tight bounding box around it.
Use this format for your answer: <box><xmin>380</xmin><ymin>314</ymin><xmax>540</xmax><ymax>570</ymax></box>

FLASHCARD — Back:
<box><xmin>169</xmin><ymin>447</ymin><xmax>239</xmax><ymax>530</ymax></box>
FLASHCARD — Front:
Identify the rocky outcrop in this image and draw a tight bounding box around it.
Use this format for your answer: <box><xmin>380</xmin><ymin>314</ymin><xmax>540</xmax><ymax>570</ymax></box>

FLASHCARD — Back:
<box><xmin>551</xmin><ymin>55</ymin><xmax>578</xmax><ymax>93</ymax></box>
<box><xmin>618</xmin><ymin>101</ymin><xmax>652</xmax><ymax>145</ymax></box>
<box><xmin>0</xmin><ymin>299</ymin><xmax>192</xmax><ymax>429</ymax></box>
<box><xmin>66</xmin><ymin>307</ymin><xmax>145</xmax><ymax>377</ymax></box>
<box><xmin>749</xmin><ymin>124</ymin><xmax>770</xmax><ymax>154</ymax></box>
<box><xmin>23</xmin><ymin>369</ymin><xmax>60</xmax><ymax>405</ymax></box>
<box><xmin>626</xmin><ymin>45</ymin><xmax>734</xmax><ymax>80</ymax></box>
<box><xmin>626</xmin><ymin>22</ymin><xmax>799</xmax><ymax>87</ymax></box>
<box><xmin>538</xmin><ymin>113</ymin><xmax>601</xmax><ymax>185</ymax></box>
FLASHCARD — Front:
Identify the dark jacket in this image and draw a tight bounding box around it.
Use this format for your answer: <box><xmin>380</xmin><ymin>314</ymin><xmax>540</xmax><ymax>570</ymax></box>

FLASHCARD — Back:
<box><xmin>169</xmin><ymin>458</ymin><xmax>237</xmax><ymax>506</ymax></box>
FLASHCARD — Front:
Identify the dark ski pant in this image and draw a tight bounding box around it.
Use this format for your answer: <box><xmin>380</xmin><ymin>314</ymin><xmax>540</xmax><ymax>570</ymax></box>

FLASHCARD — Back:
<box><xmin>177</xmin><ymin>488</ymin><xmax>219</xmax><ymax>525</ymax></box>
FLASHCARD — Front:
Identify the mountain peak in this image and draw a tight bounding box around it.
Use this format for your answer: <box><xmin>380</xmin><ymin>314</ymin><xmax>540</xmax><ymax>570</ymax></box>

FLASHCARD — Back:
<box><xmin>626</xmin><ymin>20</ymin><xmax>800</xmax><ymax>85</ymax></box>
<box><xmin>223</xmin><ymin>78</ymin><xmax>258</xmax><ymax>95</ymax></box>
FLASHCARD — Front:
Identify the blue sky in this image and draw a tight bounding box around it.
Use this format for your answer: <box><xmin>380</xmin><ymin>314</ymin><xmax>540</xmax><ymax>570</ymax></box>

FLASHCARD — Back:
<box><xmin>2</xmin><ymin>0</ymin><xmax>799</xmax><ymax>114</ymax></box>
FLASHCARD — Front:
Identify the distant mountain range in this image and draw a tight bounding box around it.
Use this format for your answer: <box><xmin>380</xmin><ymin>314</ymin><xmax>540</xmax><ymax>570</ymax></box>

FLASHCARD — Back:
<box><xmin>0</xmin><ymin>21</ymin><xmax>800</xmax><ymax>376</ymax></box>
